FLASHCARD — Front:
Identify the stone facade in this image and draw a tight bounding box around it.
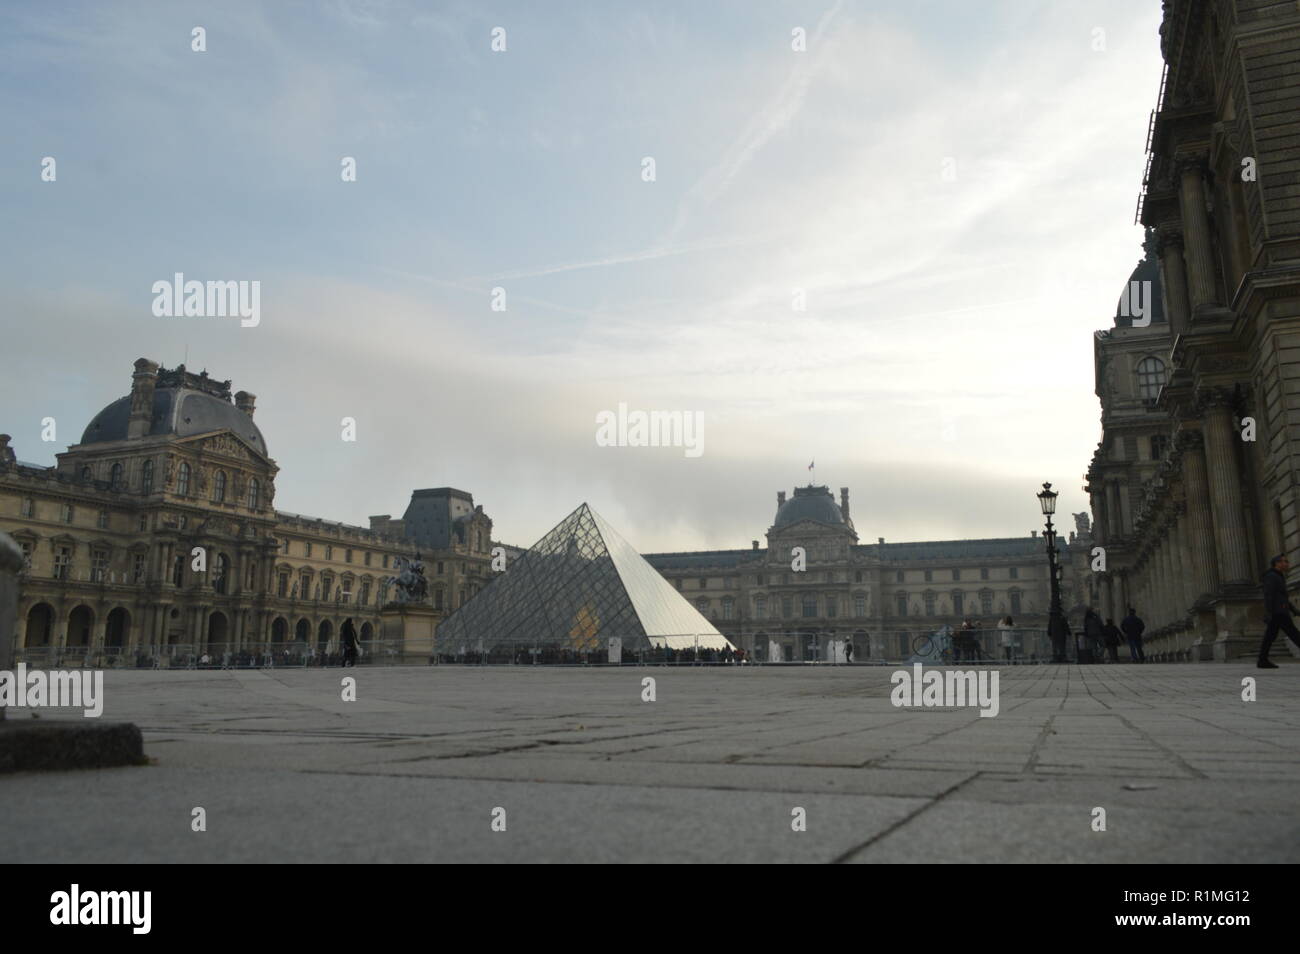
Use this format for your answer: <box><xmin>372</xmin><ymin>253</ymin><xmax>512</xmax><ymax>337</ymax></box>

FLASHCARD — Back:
<box><xmin>646</xmin><ymin>485</ymin><xmax>1078</xmax><ymax>662</ymax></box>
<box><xmin>0</xmin><ymin>359</ymin><xmax>501</xmax><ymax>661</ymax></box>
<box><xmin>1081</xmin><ymin>0</ymin><xmax>1300</xmax><ymax>661</ymax></box>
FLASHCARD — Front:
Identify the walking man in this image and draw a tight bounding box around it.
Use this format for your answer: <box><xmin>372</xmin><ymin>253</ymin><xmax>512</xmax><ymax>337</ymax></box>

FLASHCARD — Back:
<box><xmin>1120</xmin><ymin>607</ymin><xmax>1145</xmax><ymax>663</ymax></box>
<box><xmin>1258</xmin><ymin>554</ymin><xmax>1300</xmax><ymax>669</ymax></box>
<box><xmin>1102</xmin><ymin>617</ymin><xmax>1122</xmax><ymax>664</ymax></box>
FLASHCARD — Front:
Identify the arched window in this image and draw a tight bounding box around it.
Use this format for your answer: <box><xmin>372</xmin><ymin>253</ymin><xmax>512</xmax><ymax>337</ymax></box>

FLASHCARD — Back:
<box><xmin>110</xmin><ymin>462</ymin><xmax>124</xmax><ymax>489</ymax></box>
<box><xmin>81</xmin><ymin>466</ymin><xmax>93</xmax><ymax>481</ymax></box>
<box><xmin>248</xmin><ymin>478</ymin><xmax>260</xmax><ymax>510</ymax></box>
<box><xmin>142</xmin><ymin>460</ymin><xmax>154</xmax><ymax>494</ymax></box>
<box><xmin>177</xmin><ymin>462</ymin><xmax>191</xmax><ymax>496</ymax></box>
<box><xmin>213</xmin><ymin>554</ymin><xmax>230</xmax><ymax>594</ymax></box>
<box><xmin>1136</xmin><ymin>356</ymin><xmax>1166</xmax><ymax>403</ymax></box>
<box><xmin>213</xmin><ymin>470</ymin><xmax>227</xmax><ymax>503</ymax></box>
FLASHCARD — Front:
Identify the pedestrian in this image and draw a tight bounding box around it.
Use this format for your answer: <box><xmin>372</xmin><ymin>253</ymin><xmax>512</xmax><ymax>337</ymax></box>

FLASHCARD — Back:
<box><xmin>1120</xmin><ymin>607</ymin><xmax>1146</xmax><ymax>663</ymax></box>
<box><xmin>998</xmin><ymin>615</ymin><xmax>1016</xmax><ymax>663</ymax></box>
<box><xmin>1258</xmin><ymin>554</ymin><xmax>1300</xmax><ymax>669</ymax></box>
<box><xmin>1082</xmin><ymin>607</ymin><xmax>1104</xmax><ymax>664</ymax></box>
<box><xmin>341</xmin><ymin>621</ymin><xmax>358</xmax><ymax>668</ymax></box>
<box><xmin>1102</xmin><ymin>617</ymin><xmax>1122</xmax><ymax>664</ymax></box>
<box><xmin>845</xmin><ymin>639</ymin><xmax>854</xmax><ymax>664</ymax></box>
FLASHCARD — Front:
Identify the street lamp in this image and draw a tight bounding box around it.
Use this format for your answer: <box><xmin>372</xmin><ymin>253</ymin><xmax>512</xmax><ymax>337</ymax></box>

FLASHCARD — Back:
<box><xmin>1037</xmin><ymin>482</ymin><xmax>1068</xmax><ymax>663</ymax></box>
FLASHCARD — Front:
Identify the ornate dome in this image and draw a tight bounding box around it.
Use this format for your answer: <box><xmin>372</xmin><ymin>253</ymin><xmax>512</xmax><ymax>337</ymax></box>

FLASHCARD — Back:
<box><xmin>80</xmin><ymin>368</ymin><xmax>267</xmax><ymax>456</ymax></box>
<box><xmin>774</xmin><ymin>485</ymin><xmax>845</xmax><ymax>528</ymax></box>
<box><xmin>1114</xmin><ymin>230</ymin><xmax>1165</xmax><ymax>328</ymax></box>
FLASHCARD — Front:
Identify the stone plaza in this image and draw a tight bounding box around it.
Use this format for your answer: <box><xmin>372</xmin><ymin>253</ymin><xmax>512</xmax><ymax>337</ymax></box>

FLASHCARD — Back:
<box><xmin>3</xmin><ymin>662</ymin><xmax>1297</xmax><ymax>863</ymax></box>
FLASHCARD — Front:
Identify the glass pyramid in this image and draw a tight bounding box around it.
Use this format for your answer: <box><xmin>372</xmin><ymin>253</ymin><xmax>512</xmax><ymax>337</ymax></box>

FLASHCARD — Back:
<box><xmin>434</xmin><ymin>503</ymin><xmax>731</xmax><ymax>661</ymax></box>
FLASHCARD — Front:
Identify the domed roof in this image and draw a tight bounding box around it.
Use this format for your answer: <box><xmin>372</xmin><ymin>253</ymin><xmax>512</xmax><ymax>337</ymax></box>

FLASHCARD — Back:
<box><xmin>80</xmin><ymin>388</ymin><xmax>267</xmax><ymax>455</ymax></box>
<box><xmin>1114</xmin><ymin>232</ymin><xmax>1165</xmax><ymax>328</ymax></box>
<box><xmin>774</xmin><ymin>485</ymin><xmax>845</xmax><ymax>528</ymax></box>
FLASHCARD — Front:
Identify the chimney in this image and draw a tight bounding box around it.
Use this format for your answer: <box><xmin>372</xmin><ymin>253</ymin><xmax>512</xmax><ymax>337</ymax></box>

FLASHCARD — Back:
<box><xmin>127</xmin><ymin>358</ymin><xmax>159</xmax><ymax>439</ymax></box>
<box><xmin>752</xmin><ymin>540</ymin><xmax>759</xmax><ymax>550</ymax></box>
<box><xmin>777</xmin><ymin>491</ymin><xmax>786</xmax><ymax>506</ymax></box>
<box><xmin>235</xmin><ymin>390</ymin><xmax>257</xmax><ymax>419</ymax></box>
<box><xmin>0</xmin><ymin>434</ymin><xmax>15</xmax><ymax>465</ymax></box>
<box><xmin>1032</xmin><ymin>530</ymin><xmax>1038</xmax><ymax>538</ymax></box>
<box><xmin>878</xmin><ymin>537</ymin><xmax>884</xmax><ymax>545</ymax></box>
<box><xmin>840</xmin><ymin>487</ymin><xmax>850</xmax><ymax>520</ymax></box>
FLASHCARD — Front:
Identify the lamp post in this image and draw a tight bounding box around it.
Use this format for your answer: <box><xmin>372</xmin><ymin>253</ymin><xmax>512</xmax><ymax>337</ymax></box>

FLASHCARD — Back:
<box><xmin>1037</xmin><ymin>482</ymin><xmax>1068</xmax><ymax>663</ymax></box>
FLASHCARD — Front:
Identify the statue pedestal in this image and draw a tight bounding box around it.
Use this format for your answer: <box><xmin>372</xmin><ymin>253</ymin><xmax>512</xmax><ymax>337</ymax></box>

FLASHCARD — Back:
<box><xmin>380</xmin><ymin>603</ymin><xmax>440</xmax><ymax>664</ymax></box>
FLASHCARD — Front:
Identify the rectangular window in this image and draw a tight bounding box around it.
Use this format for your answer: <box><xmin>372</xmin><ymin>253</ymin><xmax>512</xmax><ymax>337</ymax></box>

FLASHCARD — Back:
<box><xmin>97</xmin><ymin>510</ymin><xmax>109</xmax><ymax>529</ymax></box>
<box><xmin>980</xmin><ymin>567</ymin><xmax>989</xmax><ymax>580</ymax></box>
<box><xmin>782</xmin><ymin>597</ymin><xmax>793</xmax><ymax>618</ymax></box>
<box><xmin>138</xmin><ymin>514</ymin><xmax>148</xmax><ymax>532</ymax></box>
<box><xmin>364</xmin><ymin>551</ymin><xmax>372</xmax><ymax>566</ymax></box>
<box><xmin>1010</xmin><ymin>592</ymin><xmax>1022</xmax><ymax>614</ymax></box>
<box><xmin>952</xmin><ymin>568</ymin><xmax>960</xmax><ymax>581</ymax></box>
<box><xmin>981</xmin><ymin>592</ymin><xmax>993</xmax><ymax>615</ymax></box>
<box><xmin>825</xmin><ymin>597</ymin><xmax>837</xmax><ymax>618</ymax></box>
<box><xmin>61</xmin><ymin>503</ymin><xmax>74</xmax><ymax>524</ymax></box>
<box><xmin>437</xmin><ymin>562</ymin><xmax>445</xmax><ymax>575</ymax></box>
<box><xmin>383</xmin><ymin>554</ymin><xmax>389</xmax><ymax>568</ymax></box>
<box><xmin>305</xmin><ymin>542</ymin><xmax>312</xmax><ymax>558</ymax></box>
<box><xmin>21</xmin><ymin>497</ymin><xmax>34</xmax><ymax>518</ymax></box>
<box><xmin>854</xmin><ymin>596</ymin><xmax>866</xmax><ymax>617</ymax></box>
<box><xmin>300</xmin><ymin>574</ymin><xmax>311</xmax><ymax>598</ymax></box>
<box><xmin>173</xmin><ymin>555</ymin><xmax>185</xmax><ymax>587</ymax></box>
<box><xmin>854</xmin><ymin>570</ymin><xmax>863</xmax><ymax>583</ymax></box>
<box><xmin>953</xmin><ymin>592</ymin><xmax>964</xmax><ymax>615</ymax></box>
<box><xmin>132</xmin><ymin>553</ymin><xmax>146</xmax><ymax>583</ymax></box>
<box><xmin>895</xmin><ymin>570</ymin><xmax>904</xmax><ymax>583</ymax></box>
<box><xmin>896</xmin><ymin>594</ymin><xmax>907</xmax><ymax>617</ymax></box>
<box><xmin>20</xmin><ymin>541</ymin><xmax>32</xmax><ymax>570</ymax></box>
<box><xmin>278</xmin><ymin>573</ymin><xmax>289</xmax><ymax>597</ymax></box>
<box><xmin>54</xmin><ymin>547</ymin><xmax>71</xmax><ymax>580</ymax></box>
<box><xmin>361</xmin><ymin>581</ymin><xmax>371</xmax><ymax>606</ymax></box>
<box><xmin>924</xmin><ymin>593</ymin><xmax>936</xmax><ymax>616</ymax></box>
<box><xmin>325</xmin><ymin>545</ymin><xmax>333</xmax><ymax>561</ymax></box>
<box><xmin>346</xmin><ymin>549</ymin><xmax>353</xmax><ymax>563</ymax></box>
<box><xmin>755</xmin><ymin>597</ymin><xmax>767</xmax><ymax>619</ymax></box>
<box><xmin>722</xmin><ymin>600</ymin><xmax>733</xmax><ymax>621</ymax></box>
<box><xmin>91</xmin><ymin>550</ymin><xmax>108</xmax><ymax>582</ymax></box>
<box><xmin>698</xmin><ymin>578</ymin><xmax>707</xmax><ymax>589</ymax></box>
<box><xmin>1010</xmin><ymin>567</ymin><xmax>1019</xmax><ymax>580</ymax></box>
<box><xmin>924</xmin><ymin>569</ymin><xmax>932</xmax><ymax>582</ymax></box>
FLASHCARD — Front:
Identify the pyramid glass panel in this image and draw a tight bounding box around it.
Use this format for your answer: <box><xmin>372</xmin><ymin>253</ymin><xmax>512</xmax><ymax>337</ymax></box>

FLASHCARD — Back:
<box><xmin>434</xmin><ymin>503</ymin><xmax>730</xmax><ymax>660</ymax></box>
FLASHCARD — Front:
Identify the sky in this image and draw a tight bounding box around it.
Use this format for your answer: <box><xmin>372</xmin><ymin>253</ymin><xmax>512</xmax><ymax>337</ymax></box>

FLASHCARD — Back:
<box><xmin>0</xmin><ymin>0</ymin><xmax>1166</xmax><ymax>552</ymax></box>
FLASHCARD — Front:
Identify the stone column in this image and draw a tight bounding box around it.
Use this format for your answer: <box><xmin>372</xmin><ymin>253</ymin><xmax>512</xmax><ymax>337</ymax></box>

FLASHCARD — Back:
<box><xmin>1199</xmin><ymin>389</ymin><xmax>1252</xmax><ymax>583</ymax></box>
<box><xmin>1177</xmin><ymin>157</ymin><xmax>1220</xmax><ymax>314</ymax></box>
<box><xmin>1157</xmin><ymin>224</ymin><xmax>1190</xmax><ymax>335</ymax></box>
<box><xmin>1107</xmin><ymin>482</ymin><xmax>1123</xmax><ymax>538</ymax></box>
<box><xmin>1178</xmin><ymin>431</ymin><xmax>1220</xmax><ymax>600</ymax></box>
<box><xmin>1111</xmin><ymin>573</ymin><xmax>1127</xmax><ymax>619</ymax></box>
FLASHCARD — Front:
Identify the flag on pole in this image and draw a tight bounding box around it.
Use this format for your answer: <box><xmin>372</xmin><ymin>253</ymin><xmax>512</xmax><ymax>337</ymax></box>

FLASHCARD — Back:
<box><xmin>808</xmin><ymin>460</ymin><xmax>814</xmax><ymax>471</ymax></box>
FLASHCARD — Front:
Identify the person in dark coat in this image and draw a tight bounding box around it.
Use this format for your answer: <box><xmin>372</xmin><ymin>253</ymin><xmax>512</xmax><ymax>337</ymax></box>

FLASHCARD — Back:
<box><xmin>1258</xmin><ymin>554</ymin><xmax>1300</xmax><ymax>668</ymax></box>
<box><xmin>1049</xmin><ymin>613</ymin><xmax>1070</xmax><ymax>663</ymax></box>
<box><xmin>1102</xmin><ymin>618</ymin><xmax>1122</xmax><ymax>664</ymax></box>
<box><xmin>1082</xmin><ymin>608</ymin><xmax>1103</xmax><ymax>664</ymax></box>
<box><xmin>341</xmin><ymin>621</ymin><xmax>359</xmax><ymax>668</ymax></box>
<box><xmin>1120</xmin><ymin>608</ymin><xmax>1145</xmax><ymax>663</ymax></box>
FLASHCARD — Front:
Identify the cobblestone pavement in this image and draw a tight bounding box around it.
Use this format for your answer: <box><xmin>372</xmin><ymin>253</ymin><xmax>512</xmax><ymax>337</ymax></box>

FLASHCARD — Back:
<box><xmin>3</xmin><ymin>663</ymin><xmax>1297</xmax><ymax>863</ymax></box>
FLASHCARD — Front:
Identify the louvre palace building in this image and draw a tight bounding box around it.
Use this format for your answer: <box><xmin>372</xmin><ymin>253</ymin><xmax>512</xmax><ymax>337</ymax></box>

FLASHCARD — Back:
<box><xmin>1079</xmin><ymin>0</ymin><xmax>1300</xmax><ymax>661</ymax></box>
<box><xmin>0</xmin><ymin>359</ymin><xmax>500</xmax><ymax>662</ymax></box>
<box><xmin>645</xmin><ymin>485</ymin><xmax>1079</xmax><ymax>663</ymax></box>
<box><xmin>1</xmin><ymin>358</ymin><xmax>1082</xmax><ymax>664</ymax></box>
